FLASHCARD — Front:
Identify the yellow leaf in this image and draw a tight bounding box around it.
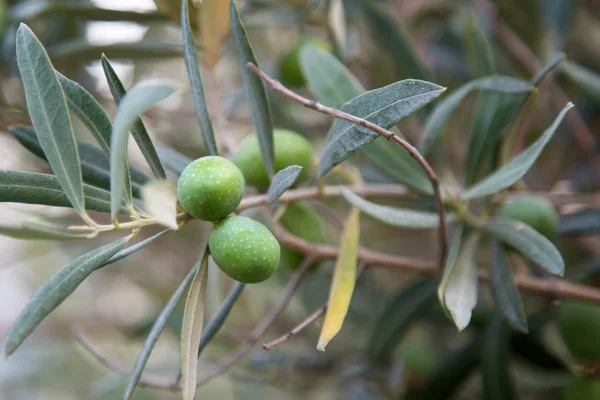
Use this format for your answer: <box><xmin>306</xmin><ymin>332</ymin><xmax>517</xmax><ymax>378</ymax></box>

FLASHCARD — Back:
<box><xmin>201</xmin><ymin>0</ymin><xmax>230</xmax><ymax>68</ymax></box>
<box><xmin>317</xmin><ymin>207</ymin><xmax>360</xmax><ymax>351</ymax></box>
<box><xmin>141</xmin><ymin>180</ymin><xmax>179</xmax><ymax>230</ymax></box>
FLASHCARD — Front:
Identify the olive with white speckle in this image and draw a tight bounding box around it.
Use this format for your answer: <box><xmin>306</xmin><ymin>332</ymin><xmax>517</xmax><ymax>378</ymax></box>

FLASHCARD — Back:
<box><xmin>209</xmin><ymin>216</ymin><xmax>280</xmax><ymax>283</ymax></box>
<box><xmin>177</xmin><ymin>156</ymin><xmax>245</xmax><ymax>221</ymax></box>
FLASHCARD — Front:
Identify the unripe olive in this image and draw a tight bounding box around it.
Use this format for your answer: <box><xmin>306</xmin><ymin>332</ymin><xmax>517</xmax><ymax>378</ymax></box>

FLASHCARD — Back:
<box><xmin>177</xmin><ymin>156</ymin><xmax>245</xmax><ymax>221</ymax></box>
<box><xmin>398</xmin><ymin>339</ymin><xmax>439</xmax><ymax>379</ymax></box>
<box><xmin>279</xmin><ymin>37</ymin><xmax>331</xmax><ymax>87</ymax></box>
<box><xmin>557</xmin><ymin>300</ymin><xmax>600</xmax><ymax>364</ymax></box>
<box><xmin>562</xmin><ymin>376</ymin><xmax>600</xmax><ymax>400</ymax></box>
<box><xmin>280</xmin><ymin>201</ymin><xmax>327</xmax><ymax>270</ymax></box>
<box><xmin>498</xmin><ymin>195</ymin><xmax>559</xmax><ymax>239</ymax></box>
<box><xmin>232</xmin><ymin>129</ymin><xmax>313</xmax><ymax>190</ymax></box>
<box><xmin>209</xmin><ymin>216</ymin><xmax>280</xmax><ymax>283</ymax></box>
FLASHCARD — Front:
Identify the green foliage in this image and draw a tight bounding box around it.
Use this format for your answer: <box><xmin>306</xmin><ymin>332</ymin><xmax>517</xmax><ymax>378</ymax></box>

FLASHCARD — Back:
<box><xmin>482</xmin><ymin>316</ymin><xmax>516</xmax><ymax>400</ymax></box>
<box><xmin>498</xmin><ymin>195</ymin><xmax>559</xmax><ymax>239</ymax></box>
<box><xmin>558</xmin><ymin>301</ymin><xmax>600</xmax><ymax>363</ymax></box>
<box><xmin>266</xmin><ymin>165</ymin><xmax>303</xmax><ymax>203</ymax></box>
<box><xmin>563</xmin><ymin>376</ymin><xmax>600</xmax><ymax>400</ymax></box>
<box><xmin>280</xmin><ymin>37</ymin><xmax>331</xmax><ymax>88</ymax></box>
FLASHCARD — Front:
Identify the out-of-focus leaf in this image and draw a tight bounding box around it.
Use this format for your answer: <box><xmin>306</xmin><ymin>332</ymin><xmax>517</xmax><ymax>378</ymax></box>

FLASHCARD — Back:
<box><xmin>230</xmin><ymin>0</ymin><xmax>274</xmax><ymax>177</ymax></box>
<box><xmin>181</xmin><ymin>250</ymin><xmax>209</xmax><ymax>400</ymax></box>
<box><xmin>561</xmin><ymin>60</ymin><xmax>600</xmax><ymax>105</ymax></box>
<box><xmin>482</xmin><ymin>315</ymin><xmax>515</xmax><ymax>400</ymax></box>
<box><xmin>361</xmin><ymin>0</ymin><xmax>432</xmax><ymax>81</ymax></box>
<box><xmin>464</xmin><ymin>13</ymin><xmax>495</xmax><ymax>78</ymax></box>
<box><xmin>124</xmin><ymin>259</ymin><xmax>200</xmax><ymax>400</ymax></box>
<box><xmin>299</xmin><ymin>47</ymin><xmax>431</xmax><ymax>192</ymax></box>
<box><xmin>141</xmin><ymin>180</ymin><xmax>179</xmax><ymax>230</ymax></box>
<box><xmin>48</xmin><ymin>41</ymin><xmax>183</xmax><ymax>64</ymax></box>
<box><xmin>0</xmin><ymin>170</ymin><xmax>125</xmax><ymax>214</ymax></box>
<box><xmin>101</xmin><ymin>55</ymin><xmax>168</xmax><ymax>180</ymax></box>
<box><xmin>200</xmin><ymin>0</ymin><xmax>230</xmax><ymax>69</ymax></box>
<box><xmin>317</xmin><ymin>80</ymin><xmax>445</xmax><ymax>179</ymax></box>
<box><xmin>104</xmin><ymin>229</ymin><xmax>170</xmax><ymax>267</ymax></box>
<box><xmin>421</xmin><ymin>338</ymin><xmax>483</xmax><ymax>399</ymax></box>
<box><xmin>464</xmin><ymin>103</ymin><xmax>573</xmax><ymax>200</ymax></box>
<box><xmin>558</xmin><ymin>209</ymin><xmax>600</xmax><ymax>236</ymax></box>
<box><xmin>490</xmin><ymin>242</ymin><xmax>527</xmax><ymax>332</ymax></box>
<box><xmin>11</xmin><ymin>2</ymin><xmax>165</xmax><ymax>22</ymax></box>
<box><xmin>4</xmin><ymin>236</ymin><xmax>130</xmax><ymax>357</ymax></box>
<box><xmin>109</xmin><ymin>80</ymin><xmax>176</xmax><ymax>219</ymax></box>
<box><xmin>0</xmin><ymin>221</ymin><xmax>91</xmax><ymax>241</ymax></box>
<box><xmin>156</xmin><ymin>145</ymin><xmax>193</xmax><ymax>176</ymax></box>
<box><xmin>341</xmin><ymin>188</ymin><xmax>447</xmax><ymax>229</ymax></box>
<box><xmin>328</xmin><ymin>0</ymin><xmax>346</xmax><ymax>57</ymax></box>
<box><xmin>317</xmin><ymin>208</ymin><xmax>360</xmax><ymax>351</ymax></box>
<box><xmin>16</xmin><ymin>24</ymin><xmax>86</xmax><ymax>218</ymax></box>
<box><xmin>266</xmin><ymin>166</ymin><xmax>302</xmax><ymax>203</ymax></box>
<box><xmin>367</xmin><ymin>279</ymin><xmax>437</xmax><ymax>362</ymax></box>
<box><xmin>181</xmin><ymin>0</ymin><xmax>218</xmax><ymax>156</ymax></box>
<box><xmin>438</xmin><ymin>229</ymin><xmax>479</xmax><ymax>331</ymax></box>
<box><xmin>482</xmin><ymin>219</ymin><xmax>564</xmax><ymax>276</ymax></box>
<box><xmin>419</xmin><ymin>77</ymin><xmax>533</xmax><ymax>153</ymax></box>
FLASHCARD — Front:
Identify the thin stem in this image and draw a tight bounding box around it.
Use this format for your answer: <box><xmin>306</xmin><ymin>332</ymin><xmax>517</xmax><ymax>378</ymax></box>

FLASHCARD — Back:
<box><xmin>246</xmin><ymin>62</ymin><xmax>449</xmax><ymax>270</ymax></box>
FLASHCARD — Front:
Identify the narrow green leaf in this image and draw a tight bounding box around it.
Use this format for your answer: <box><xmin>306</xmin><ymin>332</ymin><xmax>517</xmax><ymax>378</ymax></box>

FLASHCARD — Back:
<box><xmin>482</xmin><ymin>219</ymin><xmax>564</xmax><ymax>276</ymax></box>
<box><xmin>11</xmin><ymin>126</ymin><xmax>149</xmax><ymax>199</ymax></box>
<box><xmin>181</xmin><ymin>0</ymin><xmax>218</xmax><ymax>156</ymax></box>
<box><xmin>56</xmin><ymin>72</ymin><xmax>112</xmax><ymax>155</ymax></box>
<box><xmin>464</xmin><ymin>103</ymin><xmax>574</xmax><ymax>200</ymax></box>
<box><xmin>482</xmin><ymin>315</ymin><xmax>516</xmax><ymax>400</ymax></box>
<box><xmin>5</xmin><ymin>236</ymin><xmax>130</xmax><ymax>356</ymax></box>
<box><xmin>156</xmin><ymin>145</ymin><xmax>193</xmax><ymax>176</ymax></box>
<box><xmin>230</xmin><ymin>0</ymin><xmax>274</xmax><ymax>177</ymax></box>
<box><xmin>181</xmin><ymin>250</ymin><xmax>209</xmax><ymax>400</ymax></box>
<box><xmin>0</xmin><ymin>221</ymin><xmax>91</xmax><ymax>241</ymax></box>
<box><xmin>361</xmin><ymin>0</ymin><xmax>432</xmax><ymax>81</ymax></box>
<box><xmin>558</xmin><ymin>209</ymin><xmax>600</xmax><ymax>236</ymax></box>
<box><xmin>110</xmin><ymin>80</ymin><xmax>177</xmax><ymax>219</ymax></box>
<box><xmin>50</xmin><ymin>41</ymin><xmax>183</xmax><ymax>64</ymax></box>
<box><xmin>464</xmin><ymin>13</ymin><xmax>496</xmax><ymax>78</ymax></box>
<box><xmin>101</xmin><ymin>55</ymin><xmax>167</xmax><ymax>180</ymax></box>
<box><xmin>490</xmin><ymin>242</ymin><xmax>527</xmax><ymax>333</ymax></box>
<box><xmin>419</xmin><ymin>77</ymin><xmax>534</xmax><ymax>153</ymax></box>
<box><xmin>531</xmin><ymin>53</ymin><xmax>567</xmax><ymax>86</ymax></box>
<box><xmin>124</xmin><ymin>260</ymin><xmax>200</xmax><ymax>400</ymax></box>
<box><xmin>0</xmin><ymin>170</ymin><xmax>125</xmax><ymax>214</ymax></box>
<box><xmin>561</xmin><ymin>60</ymin><xmax>600</xmax><ymax>105</ymax></box>
<box><xmin>16</xmin><ymin>24</ymin><xmax>85</xmax><ymax>217</ymax></box>
<box><xmin>104</xmin><ymin>229</ymin><xmax>170</xmax><ymax>267</ymax></box>
<box><xmin>317</xmin><ymin>208</ymin><xmax>360</xmax><ymax>351</ymax></box>
<box><xmin>438</xmin><ymin>230</ymin><xmax>479</xmax><ymax>331</ymax></box>
<box><xmin>299</xmin><ymin>46</ymin><xmax>431</xmax><ymax>192</ymax></box>
<box><xmin>317</xmin><ymin>79</ymin><xmax>445</xmax><ymax>179</ymax></box>
<box><xmin>367</xmin><ymin>279</ymin><xmax>437</xmax><ymax>362</ymax></box>
<box><xmin>266</xmin><ymin>166</ymin><xmax>302</xmax><ymax>203</ymax></box>
<box><xmin>342</xmin><ymin>187</ymin><xmax>447</xmax><ymax>229</ymax></box>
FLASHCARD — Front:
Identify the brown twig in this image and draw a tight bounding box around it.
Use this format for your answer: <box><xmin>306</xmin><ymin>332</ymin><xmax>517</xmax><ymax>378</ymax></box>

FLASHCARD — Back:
<box><xmin>246</xmin><ymin>62</ymin><xmax>449</xmax><ymax>271</ymax></box>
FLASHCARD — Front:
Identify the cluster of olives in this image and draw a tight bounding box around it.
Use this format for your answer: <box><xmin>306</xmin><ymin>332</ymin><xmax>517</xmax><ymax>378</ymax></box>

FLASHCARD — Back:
<box><xmin>176</xmin><ymin>129</ymin><xmax>316</xmax><ymax>283</ymax></box>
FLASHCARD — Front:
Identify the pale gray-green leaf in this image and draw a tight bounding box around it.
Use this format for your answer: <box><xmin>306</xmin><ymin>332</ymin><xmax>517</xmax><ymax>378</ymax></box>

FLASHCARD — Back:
<box><xmin>483</xmin><ymin>219</ymin><xmax>564</xmax><ymax>276</ymax></box>
<box><xmin>104</xmin><ymin>229</ymin><xmax>170</xmax><ymax>267</ymax></box>
<box><xmin>5</xmin><ymin>236</ymin><xmax>130</xmax><ymax>356</ymax></box>
<box><xmin>230</xmin><ymin>0</ymin><xmax>274</xmax><ymax>177</ymax></box>
<box><xmin>266</xmin><ymin>166</ymin><xmax>302</xmax><ymax>203</ymax></box>
<box><xmin>317</xmin><ymin>79</ymin><xmax>445</xmax><ymax>179</ymax></box>
<box><xmin>110</xmin><ymin>80</ymin><xmax>176</xmax><ymax>219</ymax></box>
<box><xmin>561</xmin><ymin>60</ymin><xmax>600</xmax><ymax>105</ymax></box>
<box><xmin>464</xmin><ymin>103</ymin><xmax>573</xmax><ymax>200</ymax></box>
<box><xmin>420</xmin><ymin>77</ymin><xmax>534</xmax><ymax>153</ymax></box>
<box><xmin>0</xmin><ymin>221</ymin><xmax>91</xmax><ymax>241</ymax></box>
<box><xmin>16</xmin><ymin>24</ymin><xmax>85</xmax><ymax>216</ymax></box>
<box><xmin>482</xmin><ymin>315</ymin><xmax>516</xmax><ymax>400</ymax></box>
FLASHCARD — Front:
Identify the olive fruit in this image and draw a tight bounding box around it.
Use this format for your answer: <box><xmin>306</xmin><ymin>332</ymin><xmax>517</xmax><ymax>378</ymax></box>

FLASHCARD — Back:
<box><xmin>398</xmin><ymin>339</ymin><xmax>439</xmax><ymax>379</ymax></box>
<box><xmin>232</xmin><ymin>129</ymin><xmax>313</xmax><ymax>189</ymax></box>
<box><xmin>209</xmin><ymin>216</ymin><xmax>280</xmax><ymax>283</ymax></box>
<box><xmin>563</xmin><ymin>376</ymin><xmax>600</xmax><ymax>400</ymax></box>
<box><xmin>279</xmin><ymin>37</ymin><xmax>331</xmax><ymax>88</ymax></box>
<box><xmin>557</xmin><ymin>300</ymin><xmax>600</xmax><ymax>364</ymax></box>
<box><xmin>279</xmin><ymin>201</ymin><xmax>327</xmax><ymax>270</ymax></box>
<box><xmin>498</xmin><ymin>195</ymin><xmax>559</xmax><ymax>239</ymax></box>
<box><xmin>177</xmin><ymin>156</ymin><xmax>245</xmax><ymax>221</ymax></box>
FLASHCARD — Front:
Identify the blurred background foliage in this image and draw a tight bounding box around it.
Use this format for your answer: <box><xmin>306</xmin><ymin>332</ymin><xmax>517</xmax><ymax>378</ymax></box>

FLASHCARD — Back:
<box><xmin>1</xmin><ymin>0</ymin><xmax>600</xmax><ymax>399</ymax></box>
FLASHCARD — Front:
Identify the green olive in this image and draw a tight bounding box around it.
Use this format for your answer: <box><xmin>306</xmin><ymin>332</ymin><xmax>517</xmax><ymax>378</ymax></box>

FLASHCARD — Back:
<box><xmin>232</xmin><ymin>129</ymin><xmax>313</xmax><ymax>190</ymax></box>
<box><xmin>279</xmin><ymin>37</ymin><xmax>331</xmax><ymax>88</ymax></box>
<box><xmin>558</xmin><ymin>300</ymin><xmax>600</xmax><ymax>364</ymax></box>
<box><xmin>498</xmin><ymin>195</ymin><xmax>559</xmax><ymax>239</ymax></box>
<box><xmin>209</xmin><ymin>216</ymin><xmax>280</xmax><ymax>284</ymax></box>
<box><xmin>398</xmin><ymin>339</ymin><xmax>439</xmax><ymax>379</ymax></box>
<box><xmin>279</xmin><ymin>201</ymin><xmax>327</xmax><ymax>270</ymax></box>
<box><xmin>177</xmin><ymin>156</ymin><xmax>245</xmax><ymax>221</ymax></box>
<box><xmin>563</xmin><ymin>376</ymin><xmax>600</xmax><ymax>400</ymax></box>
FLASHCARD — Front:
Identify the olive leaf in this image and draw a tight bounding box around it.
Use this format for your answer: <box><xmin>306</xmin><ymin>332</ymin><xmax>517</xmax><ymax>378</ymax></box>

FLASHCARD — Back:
<box><xmin>266</xmin><ymin>165</ymin><xmax>302</xmax><ymax>203</ymax></box>
<box><xmin>230</xmin><ymin>0</ymin><xmax>274</xmax><ymax>177</ymax></box>
<box><xmin>5</xmin><ymin>236</ymin><xmax>131</xmax><ymax>357</ymax></box>
<box><xmin>105</xmin><ymin>229</ymin><xmax>170</xmax><ymax>267</ymax></box>
<box><xmin>558</xmin><ymin>209</ymin><xmax>600</xmax><ymax>236</ymax></box>
<box><xmin>156</xmin><ymin>145</ymin><xmax>193</xmax><ymax>176</ymax></box>
<box><xmin>181</xmin><ymin>250</ymin><xmax>209</xmax><ymax>400</ymax></box>
<box><xmin>0</xmin><ymin>221</ymin><xmax>92</xmax><ymax>241</ymax></box>
<box><xmin>16</xmin><ymin>24</ymin><xmax>86</xmax><ymax>219</ymax></box>
<box><xmin>464</xmin><ymin>103</ymin><xmax>574</xmax><ymax>200</ymax></box>
<box><xmin>317</xmin><ymin>208</ymin><xmax>360</xmax><ymax>351</ymax></box>
<box><xmin>561</xmin><ymin>59</ymin><xmax>600</xmax><ymax>105</ymax></box>
<box><xmin>141</xmin><ymin>180</ymin><xmax>179</xmax><ymax>230</ymax></box>
<box><xmin>181</xmin><ymin>0</ymin><xmax>218</xmax><ymax>156</ymax></box>
<box><xmin>482</xmin><ymin>315</ymin><xmax>516</xmax><ymax>400</ymax></box>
